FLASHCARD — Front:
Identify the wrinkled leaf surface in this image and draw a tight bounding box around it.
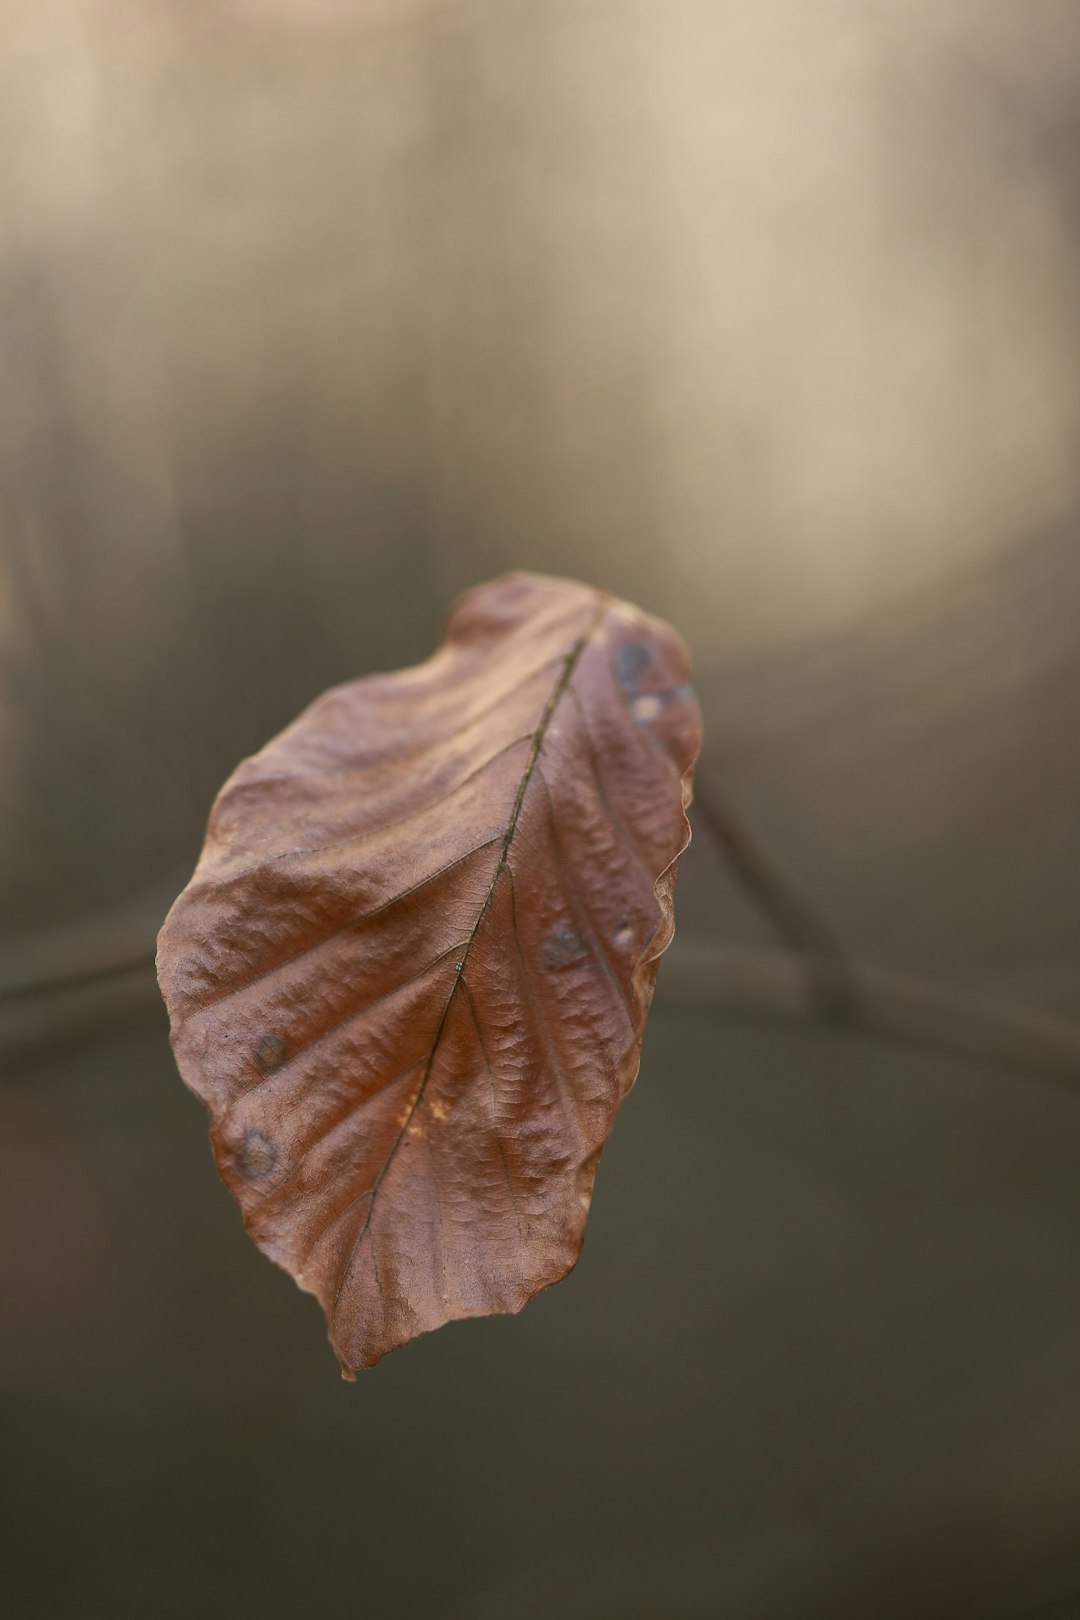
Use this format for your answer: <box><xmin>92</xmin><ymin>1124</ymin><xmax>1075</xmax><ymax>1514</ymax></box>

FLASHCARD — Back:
<box><xmin>158</xmin><ymin>573</ymin><xmax>700</xmax><ymax>1372</ymax></box>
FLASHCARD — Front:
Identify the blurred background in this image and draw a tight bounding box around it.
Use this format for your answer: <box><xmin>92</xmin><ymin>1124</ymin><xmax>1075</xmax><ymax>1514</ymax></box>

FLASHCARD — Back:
<box><xmin>3</xmin><ymin>1</ymin><xmax>1080</xmax><ymax>1615</ymax></box>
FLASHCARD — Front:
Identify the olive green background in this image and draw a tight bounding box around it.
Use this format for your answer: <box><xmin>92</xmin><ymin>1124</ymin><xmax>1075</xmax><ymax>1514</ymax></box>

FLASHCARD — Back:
<box><xmin>3</xmin><ymin>3</ymin><xmax>1080</xmax><ymax>1617</ymax></box>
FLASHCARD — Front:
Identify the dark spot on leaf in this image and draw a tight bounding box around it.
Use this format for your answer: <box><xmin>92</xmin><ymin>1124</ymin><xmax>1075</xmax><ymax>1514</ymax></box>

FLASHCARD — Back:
<box><xmin>541</xmin><ymin>925</ymin><xmax>588</xmax><ymax>970</ymax></box>
<box><xmin>253</xmin><ymin>1034</ymin><xmax>288</xmax><ymax>1073</ymax></box>
<box><xmin>235</xmin><ymin>1129</ymin><xmax>278</xmax><ymax>1180</ymax></box>
<box><xmin>612</xmin><ymin>641</ymin><xmax>654</xmax><ymax>691</ymax></box>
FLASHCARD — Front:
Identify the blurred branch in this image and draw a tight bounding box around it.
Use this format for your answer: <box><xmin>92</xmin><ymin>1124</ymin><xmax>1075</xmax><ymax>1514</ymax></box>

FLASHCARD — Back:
<box><xmin>0</xmin><ymin>952</ymin><xmax>157</xmax><ymax>1004</ymax></box>
<box><xmin>661</xmin><ymin>936</ymin><xmax>1080</xmax><ymax>1091</ymax></box>
<box><xmin>0</xmin><ymin>958</ymin><xmax>160</xmax><ymax>1061</ymax></box>
<box><xmin>692</xmin><ymin>775</ymin><xmax>855</xmax><ymax>1016</ymax></box>
<box><xmin>2</xmin><ymin>883</ymin><xmax>1080</xmax><ymax>1089</ymax></box>
<box><xmin>688</xmin><ymin>778</ymin><xmax>1080</xmax><ymax>1088</ymax></box>
<box><xmin>0</xmin><ymin>883</ymin><xmax>175</xmax><ymax>1064</ymax></box>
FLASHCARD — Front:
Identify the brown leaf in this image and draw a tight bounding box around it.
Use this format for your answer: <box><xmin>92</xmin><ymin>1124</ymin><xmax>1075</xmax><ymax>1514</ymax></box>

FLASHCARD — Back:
<box><xmin>157</xmin><ymin>573</ymin><xmax>701</xmax><ymax>1373</ymax></box>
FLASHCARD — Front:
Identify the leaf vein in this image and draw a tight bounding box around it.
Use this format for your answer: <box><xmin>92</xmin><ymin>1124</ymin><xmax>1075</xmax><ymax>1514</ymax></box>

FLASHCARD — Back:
<box><xmin>533</xmin><ymin>764</ymin><xmax>637</xmax><ymax>1032</ymax></box>
<box><xmin>235</xmin><ymin>940</ymin><xmax>469</xmax><ymax>1098</ymax></box>
<box><xmin>190</xmin><ymin>837</ymin><xmax>501</xmax><ymax>1015</ymax></box>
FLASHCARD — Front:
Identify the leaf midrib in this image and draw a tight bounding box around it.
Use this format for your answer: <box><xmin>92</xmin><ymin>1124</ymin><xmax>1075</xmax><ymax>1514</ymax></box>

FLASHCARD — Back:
<box><xmin>330</xmin><ymin>609</ymin><xmax>603</xmax><ymax>1337</ymax></box>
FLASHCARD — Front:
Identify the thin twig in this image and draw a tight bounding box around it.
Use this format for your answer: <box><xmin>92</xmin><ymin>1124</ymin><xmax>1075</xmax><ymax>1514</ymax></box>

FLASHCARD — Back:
<box><xmin>688</xmin><ymin>777</ymin><xmax>1079</xmax><ymax>1088</ymax></box>
<box><xmin>3</xmin><ymin>837</ymin><xmax>1079</xmax><ymax>1093</ymax></box>
<box><xmin>0</xmin><ymin>952</ymin><xmax>157</xmax><ymax>1004</ymax></box>
<box><xmin>662</xmin><ymin>936</ymin><xmax>1080</xmax><ymax>1092</ymax></box>
<box><xmin>692</xmin><ymin>775</ymin><xmax>856</xmax><ymax>1017</ymax></box>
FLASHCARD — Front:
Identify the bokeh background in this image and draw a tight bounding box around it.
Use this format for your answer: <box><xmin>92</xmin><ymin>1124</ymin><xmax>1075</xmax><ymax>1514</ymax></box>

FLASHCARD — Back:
<box><xmin>3</xmin><ymin>2</ymin><xmax>1080</xmax><ymax>1616</ymax></box>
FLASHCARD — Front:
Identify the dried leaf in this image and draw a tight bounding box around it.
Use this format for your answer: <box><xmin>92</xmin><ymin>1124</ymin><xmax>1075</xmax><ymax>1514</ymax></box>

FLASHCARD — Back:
<box><xmin>157</xmin><ymin>573</ymin><xmax>701</xmax><ymax>1372</ymax></box>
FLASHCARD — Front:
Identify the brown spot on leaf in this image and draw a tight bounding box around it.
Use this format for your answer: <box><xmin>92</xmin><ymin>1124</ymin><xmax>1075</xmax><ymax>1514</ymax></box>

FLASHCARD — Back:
<box><xmin>253</xmin><ymin>1034</ymin><xmax>287</xmax><ymax>1073</ymax></box>
<box><xmin>541</xmin><ymin>925</ymin><xmax>588</xmax><ymax>970</ymax></box>
<box><xmin>234</xmin><ymin>1130</ymin><xmax>278</xmax><ymax>1180</ymax></box>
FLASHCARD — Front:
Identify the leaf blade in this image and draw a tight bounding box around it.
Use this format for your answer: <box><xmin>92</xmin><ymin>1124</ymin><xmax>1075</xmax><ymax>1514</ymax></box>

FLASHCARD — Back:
<box><xmin>158</xmin><ymin>572</ymin><xmax>701</xmax><ymax>1371</ymax></box>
